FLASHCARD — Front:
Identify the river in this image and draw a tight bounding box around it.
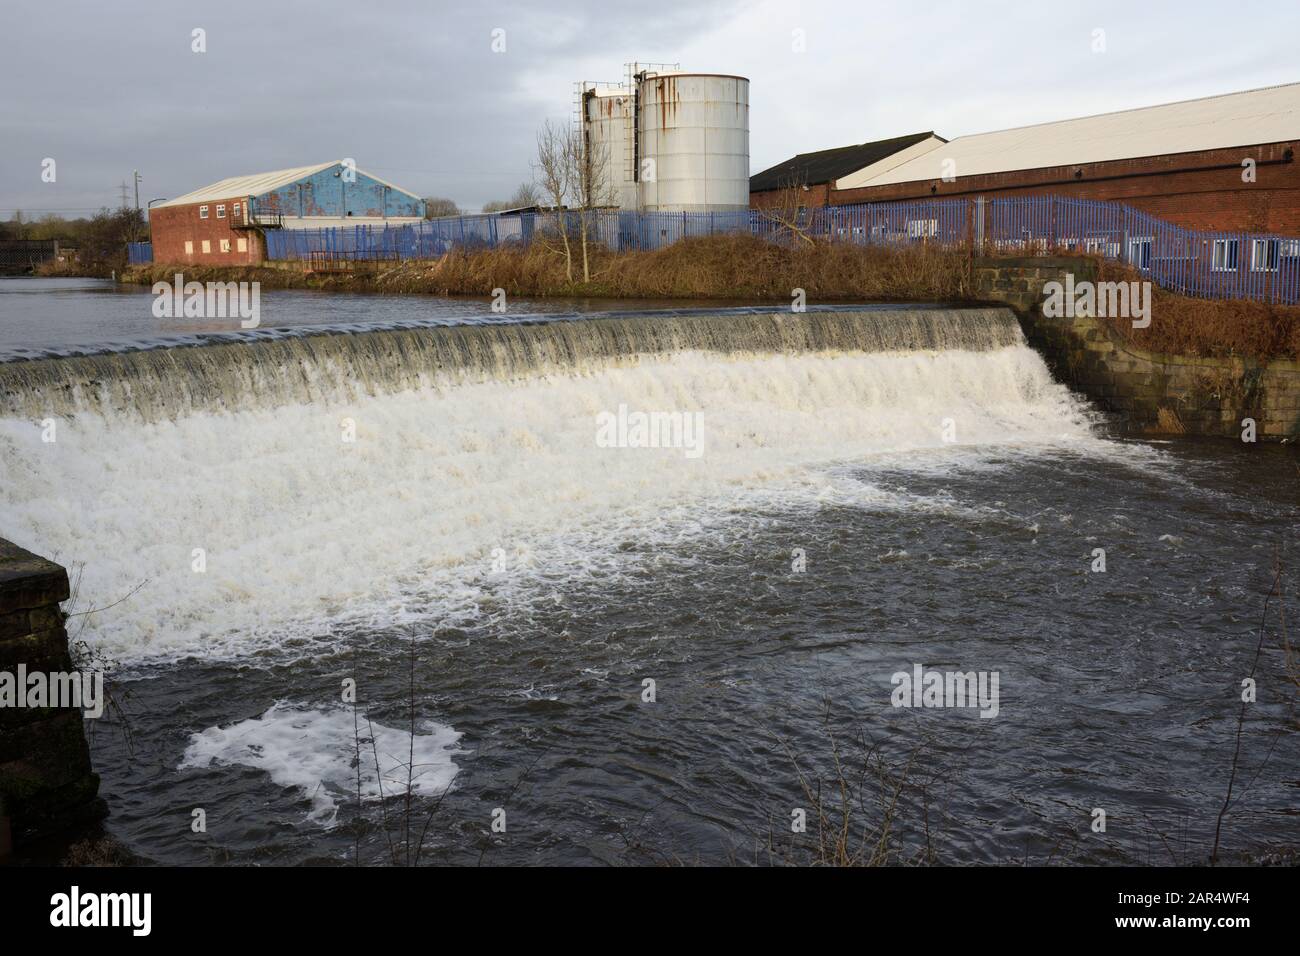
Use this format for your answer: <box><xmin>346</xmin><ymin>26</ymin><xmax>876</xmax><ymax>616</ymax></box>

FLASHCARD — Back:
<box><xmin>0</xmin><ymin>277</ymin><xmax>1295</xmax><ymax>866</ymax></box>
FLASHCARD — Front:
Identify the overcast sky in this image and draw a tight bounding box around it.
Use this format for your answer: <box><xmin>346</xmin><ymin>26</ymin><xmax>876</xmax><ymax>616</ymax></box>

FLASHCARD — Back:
<box><xmin>3</xmin><ymin>0</ymin><xmax>1297</xmax><ymax>215</ymax></box>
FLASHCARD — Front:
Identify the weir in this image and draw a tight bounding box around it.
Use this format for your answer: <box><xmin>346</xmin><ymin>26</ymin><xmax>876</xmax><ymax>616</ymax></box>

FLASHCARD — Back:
<box><xmin>0</xmin><ymin>301</ymin><xmax>1094</xmax><ymax>666</ymax></box>
<box><xmin>0</xmin><ymin>306</ymin><xmax>1022</xmax><ymax>420</ymax></box>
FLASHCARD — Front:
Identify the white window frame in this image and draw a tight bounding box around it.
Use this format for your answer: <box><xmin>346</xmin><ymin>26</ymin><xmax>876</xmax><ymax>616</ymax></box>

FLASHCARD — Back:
<box><xmin>216</xmin><ymin>204</ymin><xmax>226</xmax><ymax>219</ymax></box>
<box><xmin>1250</xmin><ymin>239</ymin><xmax>1279</xmax><ymax>272</ymax></box>
<box><xmin>219</xmin><ymin>238</ymin><xmax>231</xmax><ymax>253</ymax></box>
<box><xmin>233</xmin><ymin>202</ymin><xmax>241</xmax><ymax>218</ymax></box>
<box><xmin>199</xmin><ymin>205</ymin><xmax>209</xmax><ymax>219</ymax></box>
<box><xmin>1280</xmin><ymin>239</ymin><xmax>1300</xmax><ymax>259</ymax></box>
<box><xmin>907</xmin><ymin>218</ymin><xmax>938</xmax><ymax>239</ymax></box>
<box><xmin>1127</xmin><ymin>236</ymin><xmax>1153</xmax><ymax>271</ymax></box>
<box><xmin>1211</xmin><ymin>239</ymin><xmax>1238</xmax><ymax>272</ymax></box>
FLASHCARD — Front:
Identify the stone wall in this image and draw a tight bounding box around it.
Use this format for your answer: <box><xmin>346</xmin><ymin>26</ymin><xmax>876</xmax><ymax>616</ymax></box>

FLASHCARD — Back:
<box><xmin>0</xmin><ymin>538</ymin><xmax>102</xmax><ymax>850</ymax></box>
<box><xmin>973</xmin><ymin>256</ymin><xmax>1300</xmax><ymax>439</ymax></box>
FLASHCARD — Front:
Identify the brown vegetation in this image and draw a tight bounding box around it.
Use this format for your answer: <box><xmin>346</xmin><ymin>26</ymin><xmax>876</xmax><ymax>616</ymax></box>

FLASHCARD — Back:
<box><xmin>125</xmin><ymin>235</ymin><xmax>969</xmax><ymax>302</ymax></box>
<box><xmin>1095</xmin><ymin>260</ymin><xmax>1300</xmax><ymax>362</ymax></box>
<box><xmin>122</xmin><ymin>236</ymin><xmax>1300</xmax><ymax>361</ymax></box>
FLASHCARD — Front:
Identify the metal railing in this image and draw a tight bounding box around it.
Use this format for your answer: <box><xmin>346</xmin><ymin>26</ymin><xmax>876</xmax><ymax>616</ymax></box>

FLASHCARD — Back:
<box><xmin>250</xmin><ymin>196</ymin><xmax>1300</xmax><ymax>305</ymax></box>
<box><xmin>126</xmin><ymin>241</ymin><xmax>153</xmax><ymax>264</ymax></box>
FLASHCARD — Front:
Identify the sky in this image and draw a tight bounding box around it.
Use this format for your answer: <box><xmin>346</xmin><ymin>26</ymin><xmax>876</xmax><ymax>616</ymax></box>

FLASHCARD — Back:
<box><xmin>2</xmin><ymin>0</ymin><xmax>1297</xmax><ymax>215</ymax></box>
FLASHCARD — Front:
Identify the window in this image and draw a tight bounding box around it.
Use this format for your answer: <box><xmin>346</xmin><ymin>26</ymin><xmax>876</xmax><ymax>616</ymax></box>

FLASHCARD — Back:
<box><xmin>219</xmin><ymin>238</ymin><xmax>231</xmax><ymax>253</ymax></box>
<box><xmin>216</xmin><ymin>204</ymin><xmax>226</xmax><ymax>219</ymax></box>
<box><xmin>236</xmin><ymin>237</ymin><xmax>247</xmax><ymax>253</ymax></box>
<box><xmin>233</xmin><ymin>202</ymin><xmax>241</xmax><ymax>218</ymax></box>
<box><xmin>201</xmin><ymin>240</ymin><xmax>211</xmax><ymax>253</ymax></box>
<box><xmin>1250</xmin><ymin>239</ymin><xmax>1279</xmax><ymax>272</ymax></box>
<box><xmin>1084</xmin><ymin>237</ymin><xmax>1119</xmax><ymax>258</ymax></box>
<box><xmin>1211</xmin><ymin>239</ymin><xmax>1238</xmax><ymax>271</ymax></box>
<box><xmin>199</xmin><ymin>205</ymin><xmax>209</xmax><ymax>219</ymax></box>
<box><xmin>907</xmin><ymin>218</ymin><xmax>938</xmax><ymax>239</ymax></box>
<box><xmin>1281</xmin><ymin>239</ymin><xmax>1300</xmax><ymax>259</ymax></box>
<box><xmin>184</xmin><ymin>240</ymin><xmax>193</xmax><ymax>255</ymax></box>
<box><xmin>1128</xmin><ymin>237</ymin><xmax>1152</xmax><ymax>270</ymax></box>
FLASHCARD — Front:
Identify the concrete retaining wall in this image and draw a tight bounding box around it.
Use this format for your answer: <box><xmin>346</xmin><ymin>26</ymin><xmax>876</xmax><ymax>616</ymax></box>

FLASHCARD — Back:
<box><xmin>0</xmin><ymin>538</ymin><xmax>102</xmax><ymax>851</ymax></box>
<box><xmin>973</xmin><ymin>256</ymin><xmax>1300</xmax><ymax>439</ymax></box>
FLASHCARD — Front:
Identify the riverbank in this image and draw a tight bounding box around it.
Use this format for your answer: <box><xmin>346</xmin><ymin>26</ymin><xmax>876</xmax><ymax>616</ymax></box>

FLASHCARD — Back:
<box><xmin>121</xmin><ymin>236</ymin><xmax>1300</xmax><ymax>363</ymax></box>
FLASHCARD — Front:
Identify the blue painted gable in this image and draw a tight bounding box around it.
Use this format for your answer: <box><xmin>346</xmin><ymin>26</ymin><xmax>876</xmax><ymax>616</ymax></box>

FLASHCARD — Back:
<box><xmin>254</xmin><ymin>163</ymin><xmax>424</xmax><ymax>218</ymax></box>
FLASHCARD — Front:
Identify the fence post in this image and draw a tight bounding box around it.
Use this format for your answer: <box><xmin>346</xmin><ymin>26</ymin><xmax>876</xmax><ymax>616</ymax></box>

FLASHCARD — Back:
<box><xmin>974</xmin><ymin>196</ymin><xmax>985</xmax><ymax>253</ymax></box>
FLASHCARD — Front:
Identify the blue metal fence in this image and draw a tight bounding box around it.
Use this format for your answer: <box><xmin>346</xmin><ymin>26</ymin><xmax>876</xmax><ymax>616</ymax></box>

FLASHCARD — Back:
<box><xmin>127</xmin><ymin>241</ymin><xmax>153</xmax><ymax>264</ymax></box>
<box><xmin>256</xmin><ymin>197</ymin><xmax>1300</xmax><ymax>305</ymax></box>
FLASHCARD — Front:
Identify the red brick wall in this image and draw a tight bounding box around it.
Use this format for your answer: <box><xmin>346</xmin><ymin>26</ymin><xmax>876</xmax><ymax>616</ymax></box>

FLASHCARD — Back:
<box><xmin>148</xmin><ymin>197</ymin><xmax>266</xmax><ymax>265</ymax></box>
<box><xmin>828</xmin><ymin>142</ymin><xmax>1300</xmax><ymax>234</ymax></box>
<box><xmin>750</xmin><ymin>182</ymin><xmax>833</xmax><ymax>210</ymax></box>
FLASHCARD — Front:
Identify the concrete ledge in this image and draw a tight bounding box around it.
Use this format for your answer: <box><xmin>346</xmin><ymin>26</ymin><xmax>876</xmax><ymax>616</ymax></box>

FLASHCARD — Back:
<box><xmin>0</xmin><ymin>538</ymin><xmax>103</xmax><ymax>847</ymax></box>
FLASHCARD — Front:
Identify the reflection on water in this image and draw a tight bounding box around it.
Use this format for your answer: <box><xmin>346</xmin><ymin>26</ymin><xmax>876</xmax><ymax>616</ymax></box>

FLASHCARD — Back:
<box><xmin>0</xmin><ymin>276</ymin><xmax>774</xmax><ymax>353</ymax></box>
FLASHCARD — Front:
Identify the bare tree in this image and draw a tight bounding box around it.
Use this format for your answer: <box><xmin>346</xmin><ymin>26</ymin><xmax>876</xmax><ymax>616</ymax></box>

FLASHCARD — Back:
<box><xmin>756</xmin><ymin>173</ymin><xmax>818</xmax><ymax>246</ymax></box>
<box><xmin>423</xmin><ymin>197</ymin><xmax>460</xmax><ymax>219</ymax></box>
<box><xmin>534</xmin><ymin>119</ymin><xmax>575</xmax><ymax>281</ymax></box>
<box><xmin>482</xmin><ymin>183</ymin><xmax>542</xmax><ymax>214</ymax></box>
<box><xmin>572</xmin><ymin>131</ymin><xmax>619</xmax><ymax>282</ymax></box>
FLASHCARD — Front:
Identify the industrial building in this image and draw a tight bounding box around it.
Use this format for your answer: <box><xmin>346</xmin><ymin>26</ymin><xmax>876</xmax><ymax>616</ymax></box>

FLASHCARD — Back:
<box><xmin>580</xmin><ymin>65</ymin><xmax>750</xmax><ymax>212</ymax></box>
<box><xmin>752</xmin><ymin>82</ymin><xmax>1300</xmax><ymax>234</ymax></box>
<box><xmin>749</xmin><ymin>132</ymin><xmax>944</xmax><ymax>208</ymax></box>
<box><xmin>148</xmin><ymin>161</ymin><xmax>425</xmax><ymax>264</ymax></box>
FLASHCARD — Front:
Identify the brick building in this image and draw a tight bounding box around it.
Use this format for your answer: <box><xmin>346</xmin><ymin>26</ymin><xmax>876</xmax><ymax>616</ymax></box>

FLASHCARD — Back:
<box><xmin>749</xmin><ymin>132</ymin><xmax>942</xmax><ymax>208</ymax></box>
<box><xmin>754</xmin><ymin>82</ymin><xmax>1300</xmax><ymax>234</ymax></box>
<box><xmin>149</xmin><ymin>161</ymin><xmax>425</xmax><ymax>265</ymax></box>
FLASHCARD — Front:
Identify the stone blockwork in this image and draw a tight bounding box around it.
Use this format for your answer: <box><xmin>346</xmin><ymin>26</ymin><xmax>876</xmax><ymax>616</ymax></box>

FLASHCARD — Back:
<box><xmin>0</xmin><ymin>538</ymin><xmax>102</xmax><ymax>848</ymax></box>
<box><xmin>973</xmin><ymin>256</ymin><xmax>1300</xmax><ymax>439</ymax></box>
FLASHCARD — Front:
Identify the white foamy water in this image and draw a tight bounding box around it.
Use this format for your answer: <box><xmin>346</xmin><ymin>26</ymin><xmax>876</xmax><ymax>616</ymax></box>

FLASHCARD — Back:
<box><xmin>0</xmin><ymin>344</ymin><xmax>1119</xmax><ymax>663</ymax></box>
<box><xmin>178</xmin><ymin>703</ymin><xmax>462</xmax><ymax>825</ymax></box>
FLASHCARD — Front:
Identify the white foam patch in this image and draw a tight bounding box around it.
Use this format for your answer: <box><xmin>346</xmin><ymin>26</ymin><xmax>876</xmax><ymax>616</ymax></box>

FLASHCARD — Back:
<box><xmin>178</xmin><ymin>703</ymin><xmax>462</xmax><ymax>826</ymax></box>
<box><xmin>0</xmin><ymin>347</ymin><xmax>1142</xmax><ymax>663</ymax></box>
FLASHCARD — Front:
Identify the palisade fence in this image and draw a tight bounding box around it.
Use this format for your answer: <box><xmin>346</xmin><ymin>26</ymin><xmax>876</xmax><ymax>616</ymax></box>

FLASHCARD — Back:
<box><xmin>250</xmin><ymin>195</ymin><xmax>1300</xmax><ymax>305</ymax></box>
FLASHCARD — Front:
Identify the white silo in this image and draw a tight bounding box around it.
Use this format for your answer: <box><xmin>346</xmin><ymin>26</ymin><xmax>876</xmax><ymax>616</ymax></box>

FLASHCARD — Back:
<box><xmin>581</xmin><ymin>85</ymin><xmax>636</xmax><ymax>210</ymax></box>
<box><xmin>635</xmin><ymin>71</ymin><xmax>750</xmax><ymax>212</ymax></box>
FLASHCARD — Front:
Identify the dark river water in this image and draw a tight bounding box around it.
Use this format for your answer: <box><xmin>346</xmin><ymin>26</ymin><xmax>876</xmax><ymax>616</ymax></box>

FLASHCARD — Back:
<box><xmin>1</xmin><ymin>278</ymin><xmax>1296</xmax><ymax>866</ymax></box>
<box><xmin>0</xmin><ymin>276</ymin><xmax>766</xmax><ymax>355</ymax></box>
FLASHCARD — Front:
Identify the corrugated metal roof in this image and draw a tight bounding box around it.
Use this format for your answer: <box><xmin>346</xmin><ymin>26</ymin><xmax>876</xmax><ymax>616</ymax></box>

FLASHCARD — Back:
<box><xmin>156</xmin><ymin>162</ymin><xmax>337</xmax><ymax>208</ymax></box>
<box><xmin>280</xmin><ymin>216</ymin><xmax>424</xmax><ymax>229</ymax></box>
<box><xmin>156</xmin><ymin>161</ymin><xmax>424</xmax><ymax>208</ymax></box>
<box><xmin>855</xmin><ymin>82</ymin><xmax>1300</xmax><ymax>188</ymax></box>
<box><xmin>751</xmin><ymin>132</ymin><xmax>941</xmax><ymax>192</ymax></box>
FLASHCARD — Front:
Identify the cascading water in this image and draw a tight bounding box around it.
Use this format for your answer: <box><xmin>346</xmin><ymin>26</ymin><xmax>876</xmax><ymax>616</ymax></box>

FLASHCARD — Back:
<box><xmin>0</xmin><ymin>307</ymin><xmax>1099</xmax><ymax>663</ymax></box>
<box><xmin>0</xmin><ymin>306</ymin><xmax>1022</xmax><ymax>420</ymax></box>
<box><xmin>4</xmin><ymin>299</ymin><xmax>1295</xmax><ymax>866</ymax></box>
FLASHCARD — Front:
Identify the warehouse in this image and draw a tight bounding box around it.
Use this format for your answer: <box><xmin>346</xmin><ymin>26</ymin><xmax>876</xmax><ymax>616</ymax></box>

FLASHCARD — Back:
<box><xmin>148</xmin><ymin>161</ymin><xmax>426</xmax><ymax>264</ymax></box>
<box><xmin>767</xmin><ymin>82</ymin><xmax>1300</xmax><ymax>234</ymax></box>
<box><xmin>749</xmin><ymin>131</ymin><xmax>943</xmax><ymax>208</ymax></box>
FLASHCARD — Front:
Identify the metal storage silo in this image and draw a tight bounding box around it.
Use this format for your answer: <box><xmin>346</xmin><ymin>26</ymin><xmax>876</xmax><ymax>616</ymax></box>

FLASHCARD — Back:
<box><xmin>635</xmin><ymin>72</ymin><xmax>750</xmax><ymax>212</ymax></box>
<box><xmin>581</xmin><ymin>85</ymin><xmax>637</xmax><ymax>210</ymax></box>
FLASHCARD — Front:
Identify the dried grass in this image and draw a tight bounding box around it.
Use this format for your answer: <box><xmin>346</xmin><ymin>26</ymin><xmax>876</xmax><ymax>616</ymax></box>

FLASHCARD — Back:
<box><xmin>123</xmin><ymin>238</ymin><xmax>1300</xmax><ymax>361</ymax></box>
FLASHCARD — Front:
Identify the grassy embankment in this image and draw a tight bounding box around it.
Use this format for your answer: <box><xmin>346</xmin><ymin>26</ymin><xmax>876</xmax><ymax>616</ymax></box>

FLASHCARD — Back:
<box><xmin>120</xmin><ymin>235</ymin><xmax>1300</xmax><ymax>362</ymax></box>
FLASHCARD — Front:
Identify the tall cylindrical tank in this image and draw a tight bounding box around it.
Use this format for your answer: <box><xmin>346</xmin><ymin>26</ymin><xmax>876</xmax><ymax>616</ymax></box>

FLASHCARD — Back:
<box><xmin>582</xmin><ymin>86</ymin><xmax>637</xmax><ymax>210</ymax></box>
<box><xmin>635</xmin><ymin>72</ymin><xmax>750</xmax><ymax>212</ymax></box>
